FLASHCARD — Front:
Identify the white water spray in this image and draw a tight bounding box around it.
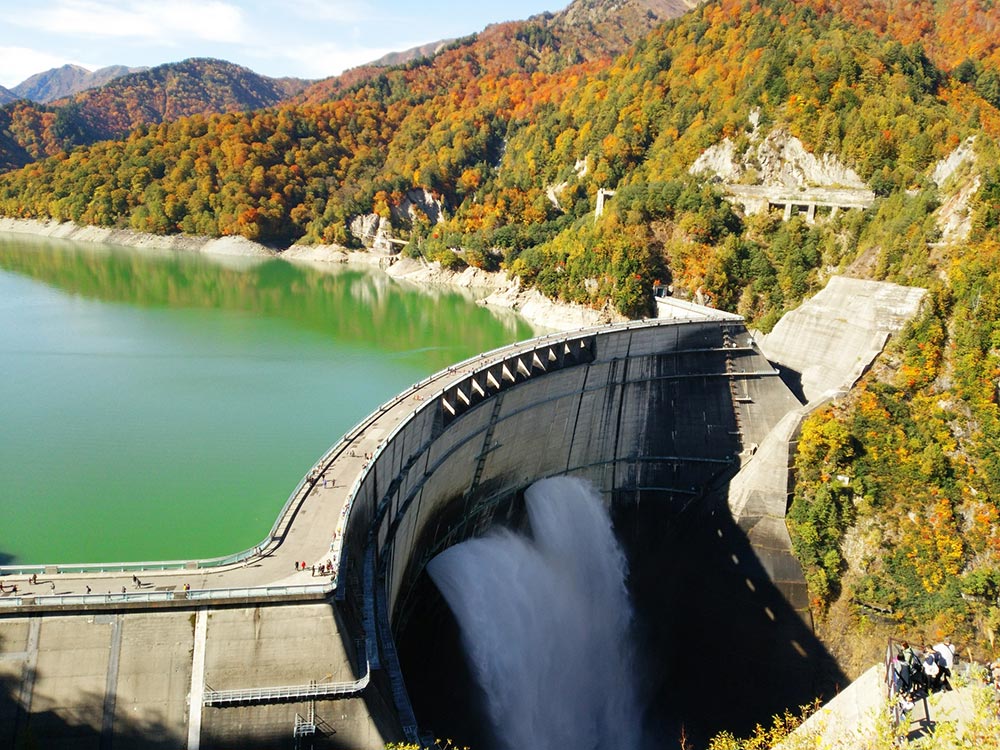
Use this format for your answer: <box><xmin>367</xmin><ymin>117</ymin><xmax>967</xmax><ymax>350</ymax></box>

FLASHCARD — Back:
<box><xmin>427</xmin><ymin>476</ymin><xmax>641</xmax><ymax>750</ymax></box>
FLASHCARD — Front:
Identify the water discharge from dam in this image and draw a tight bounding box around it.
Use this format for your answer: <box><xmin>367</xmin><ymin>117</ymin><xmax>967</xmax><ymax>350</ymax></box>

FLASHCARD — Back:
<box><xmin>428</xmin><ymin>476</ymin><xmax>641</xmax><ymax>750</ymax></box>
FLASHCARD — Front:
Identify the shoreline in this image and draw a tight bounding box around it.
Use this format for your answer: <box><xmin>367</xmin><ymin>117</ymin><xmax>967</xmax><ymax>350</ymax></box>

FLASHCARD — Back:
<box><xmin>0</xmin><ymin>217</ymin><xmax>623</xmax><ymax>332</ymax></box>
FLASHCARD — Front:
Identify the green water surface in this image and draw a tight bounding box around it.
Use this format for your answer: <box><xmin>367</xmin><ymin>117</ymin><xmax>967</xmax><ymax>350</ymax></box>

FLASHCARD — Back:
<box><xmin>0</xmin><ymin>235</ymin><xmax>535</xmax><ymax>564</ymax></box>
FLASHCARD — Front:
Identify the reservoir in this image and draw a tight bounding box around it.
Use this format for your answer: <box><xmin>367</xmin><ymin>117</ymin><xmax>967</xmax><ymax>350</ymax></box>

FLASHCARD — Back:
<box><xmin>0</xmin><ymin>234</ymin><xmax>534</xmax><ymax>565</ymax></box>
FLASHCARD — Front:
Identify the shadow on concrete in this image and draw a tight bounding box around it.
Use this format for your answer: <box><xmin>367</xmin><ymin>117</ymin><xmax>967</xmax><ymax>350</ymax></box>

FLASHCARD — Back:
<box><xmin>0</xmin><ymin>638</ymin><xmax>182</xmax><ymax>750</ymax></box>
<box><xmin>773</xmin><ymin>364</ymin><xmax>807</xmax><ymax>405</ymax></box>
<box><xmin>396</xmin><ymin>485</ymin><xmax>846</xmax><ymax>750</ymax></box>
<box><xmin>616</xmin><ymin>487</ymin><xmax>846</xmax><ymax>749</ymax></box>
<box><xmin>0</xmin><ymin>624</ymin><xmax>371</xmax><ymax>750</ymax></box>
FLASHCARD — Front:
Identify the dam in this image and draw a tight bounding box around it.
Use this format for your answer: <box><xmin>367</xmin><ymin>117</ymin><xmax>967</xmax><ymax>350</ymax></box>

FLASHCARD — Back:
<box><xmin>0</xmin><ymin>278</ymin><xmax>925</xmax><ymax>748</ymax></box>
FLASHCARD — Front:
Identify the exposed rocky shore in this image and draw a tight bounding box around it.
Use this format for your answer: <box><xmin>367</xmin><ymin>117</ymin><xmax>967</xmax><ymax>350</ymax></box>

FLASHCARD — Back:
<box><xmin>0</xmin><ymin>217</ymin><xmax>621</xmax><ymax>332</ymax></box>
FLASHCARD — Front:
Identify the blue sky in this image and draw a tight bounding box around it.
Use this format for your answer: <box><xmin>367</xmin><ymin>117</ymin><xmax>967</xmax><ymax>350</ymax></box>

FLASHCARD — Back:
<box><xmin>0</xmin><ymin>0</ymin><xmax>566</xmax><ymax>88</ymax></box>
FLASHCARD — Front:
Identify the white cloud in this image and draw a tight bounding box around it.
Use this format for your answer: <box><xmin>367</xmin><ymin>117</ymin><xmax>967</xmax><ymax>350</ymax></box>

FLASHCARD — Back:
<box><xmin>281</xmin><ymin>0</ymin><xmax>386</xmax><ymax>24</ymax></box>
<box><xmin>0</xmin><ymin>46</ymin><xmax>97</xmax><ymax>88</ymax></box>
<box><xmin>267</xmin><ymin>41</ymin><xmax>399</xmax><ymax>80</ymax></box>
<box><xmin>10</xmin><ymin>0</ymin><xmax>250</xmax><ymax>45</ymax></box>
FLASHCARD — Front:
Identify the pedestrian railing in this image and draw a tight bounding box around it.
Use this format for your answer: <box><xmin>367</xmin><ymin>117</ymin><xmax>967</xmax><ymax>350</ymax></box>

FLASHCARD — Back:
<box><xmin>0</xmin><ymin>583</ymin><xmax>331</xmax><ymax>608</ymax></box>
<box><xmin>203</xmin><ymin>664</ymin><xmax>370</xmax><ymax>706</ymax></box>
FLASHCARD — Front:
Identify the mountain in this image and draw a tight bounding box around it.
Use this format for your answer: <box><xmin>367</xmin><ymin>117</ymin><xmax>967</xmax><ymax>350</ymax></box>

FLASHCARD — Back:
<box><xmin>293</xmin><ymin>0</ymin><xmax>699</xmax><ymax>106</ymax></box>
<box><xmin>58</xmin><ymin>57</ymin><xmax>309</xmax><ymax>137</ymax></box>
<box><xmin>364</xmin><ymin>0</ymin><xmax>701</xmax><ymax>69</ymax></box>
<box><xmin>0</xmin><ymin>58</ymin><xmax>311</xmax><ymax>171</ymax></box>
<box><xmin>369</xmin><ymin>40</ymin><xmax>456</xmax><ymax>68</ymax></box>
<box><xmin>12</xmin><ymin>64</ymin><xmax>148</xmax><ymax>103</ymax></box>
<box><xmin>0</xmin><ymin>85</ymin><xmax>15</xmax><ymax>105</ymax></box>
<box><xmin>1</xmin><ymin>0</ymin><xmax>1000</xmax><ymax>682</ymax></box>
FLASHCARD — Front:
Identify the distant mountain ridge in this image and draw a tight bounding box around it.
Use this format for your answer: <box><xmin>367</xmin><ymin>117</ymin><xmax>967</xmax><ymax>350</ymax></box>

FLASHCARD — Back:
<box><xmin>293</xmin><ymin>0</ymin><xmax>700</xmax><ymax>106</ymax></box>
<box><xmin>369</xmin><ymin>40</ymin><xmax>457</xmax><ymax>68</ymax></box>
<box><xmin>0</xmin><ymin>58</ymin><xmax>311</xmax><ymax>171</ymax></box>
<box><xmin>12</xmin><ymin>64</ymin><xmax>148</xmax><ymax>103</ymax></box>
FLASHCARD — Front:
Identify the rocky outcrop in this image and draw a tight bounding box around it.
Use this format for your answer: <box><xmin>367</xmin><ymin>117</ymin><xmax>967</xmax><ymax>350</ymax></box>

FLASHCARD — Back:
<box><xmin>391</xmin><ymin>188</ymin><xmax>445</xmax><ymax>226</ymax></box>
<box><xmin>349</xmin><ymin>213</ymin><xmax>395</xmax><ymax>252</ymax></box>
<box><xmin>932</xmin><ymin>137</ymin><xmax>979</xmax><ymax>244</ymax></box>
<box><xmin>349</xmin><ymin>189</ymin><xmax>445</xmax><ymax>252</ymax></box>
<box><xmin>691</xmin><ymin>125</ymin><xmax>868</xmax><ymax>190</ymax></box>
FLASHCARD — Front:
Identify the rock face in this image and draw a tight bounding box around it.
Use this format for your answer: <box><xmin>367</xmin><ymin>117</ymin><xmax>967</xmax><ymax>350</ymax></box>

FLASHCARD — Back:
<box><xmin>391</xmin><ymin>188</ymin><xmax>444</xmax><ymax>226</ymax></box>
<box><xmin>350</xmin><ymin>189</ymin><xmax>444</xmax><ymax>252</ymax></box>
<box><xmin>557</xmin><ymin>0</ymin><xmax>702</xmax><ymax>27</ymax></box>
<box><xmin>349</xmin><ymin>213</ymin><xmax>395</xmax><ymax>252</ymax></box>
<box><xmin>932</xmin><ymin>137</ymin><xmax>979</xmax><ymax>244</ymax></box>
<box><xmin>691</xmin><ymin>125</ymin><xmax>868</xmax><ymax>190</ymax></box>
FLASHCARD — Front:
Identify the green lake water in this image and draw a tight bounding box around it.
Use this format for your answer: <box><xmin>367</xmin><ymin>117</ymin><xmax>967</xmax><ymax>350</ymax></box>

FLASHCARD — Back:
<box><xmin>0</xmin><ymin>234</ymin><xmax>535</xmax><ymax>565</ymax></box>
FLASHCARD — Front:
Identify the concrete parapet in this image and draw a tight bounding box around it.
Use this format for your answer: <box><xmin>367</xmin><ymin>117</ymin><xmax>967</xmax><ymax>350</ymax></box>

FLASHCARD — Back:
<box><xmin>777</xmin><ymin>664</ymin><xmax>885</xmax><ymax>750</ymax></box>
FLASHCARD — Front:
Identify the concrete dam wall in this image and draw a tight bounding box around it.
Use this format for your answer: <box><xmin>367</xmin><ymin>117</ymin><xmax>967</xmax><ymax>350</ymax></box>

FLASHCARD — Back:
<box><xmin>337</xmin><ymin>317</ymin><xmax>815</xmax><ymax>744</ymax></box>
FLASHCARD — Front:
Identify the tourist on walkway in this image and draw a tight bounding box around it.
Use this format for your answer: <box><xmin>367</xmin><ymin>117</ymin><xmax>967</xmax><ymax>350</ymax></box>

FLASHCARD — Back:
<box><xmin>923</xmin><ymin>648</ymin><xmax>942</xmax><ymax>692</ymax></box>
<box><xmin>892</xmin><ymin>652</ymin><xmax>912</xmax><ymax>697</ymax></box>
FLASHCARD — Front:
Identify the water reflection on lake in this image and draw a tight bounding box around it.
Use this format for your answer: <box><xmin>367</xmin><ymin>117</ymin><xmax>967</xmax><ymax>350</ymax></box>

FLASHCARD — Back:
<box><xmin>0</xmin><ymin>234</ymin><xmax>535</xmax><ymax>564</ymax></box>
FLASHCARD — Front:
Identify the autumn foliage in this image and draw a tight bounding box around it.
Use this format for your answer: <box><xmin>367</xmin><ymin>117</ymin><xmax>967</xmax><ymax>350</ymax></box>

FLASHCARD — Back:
<box><xmin>1</xmin><ymin>0</ymin><xmax>1000</xmax><ymax>646</ymax></box>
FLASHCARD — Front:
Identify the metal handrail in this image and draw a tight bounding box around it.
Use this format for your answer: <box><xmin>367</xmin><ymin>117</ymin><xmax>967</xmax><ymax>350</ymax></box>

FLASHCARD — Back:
<box><xmin>203</xmin><ymin>663</ymin><xmax>370</xmax><ymax>706</ymax></box>
<box><xmin>0</xmin><ymin>582</ymin><xmax>331</xmax><ymax>608</ymax></box>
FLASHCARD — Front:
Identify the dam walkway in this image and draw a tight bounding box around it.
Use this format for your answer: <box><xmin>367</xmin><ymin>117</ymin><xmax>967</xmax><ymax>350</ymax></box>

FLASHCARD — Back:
<box><xmin>0</xmin><ymin>318</ymin><xmax>715</xmax><ymax>612</ymax></box>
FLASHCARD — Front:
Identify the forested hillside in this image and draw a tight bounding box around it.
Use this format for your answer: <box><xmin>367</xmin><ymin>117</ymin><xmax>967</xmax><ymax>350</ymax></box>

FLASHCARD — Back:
<box><xmin>0</xmin><ymin>58</ymin><xmax>309</xmax><ymax>171</ymax></box>
<box><xmin>1</xmin><ymin>0</ymin><xmax>1000</xmax><ymax>664</ymax></box>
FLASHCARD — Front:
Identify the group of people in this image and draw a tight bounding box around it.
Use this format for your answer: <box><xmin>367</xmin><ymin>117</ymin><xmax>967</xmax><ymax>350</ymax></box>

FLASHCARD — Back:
<box><xmin>295</xmin><ymin>560</ymin><xmax>336</xmax><ymax>576</ymax></box>
<box><xmin>891</xmin><ymin>639</ymin><xmax>956</xmax><ymax>700</ymax></box>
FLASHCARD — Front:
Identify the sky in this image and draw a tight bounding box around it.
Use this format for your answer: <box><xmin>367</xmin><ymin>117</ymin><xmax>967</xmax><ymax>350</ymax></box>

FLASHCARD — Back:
<box><xmin>0</xmin><ymin>0</ymin><xmax>566</xmax><ymax>89</ymax></box>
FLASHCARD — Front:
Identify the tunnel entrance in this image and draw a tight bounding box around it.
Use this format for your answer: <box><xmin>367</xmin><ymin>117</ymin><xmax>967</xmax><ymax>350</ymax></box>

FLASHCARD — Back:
<box><xmin>395</xmin><ymin>486</ymin><xmax>845</xmax><ymax>750</ymax></box>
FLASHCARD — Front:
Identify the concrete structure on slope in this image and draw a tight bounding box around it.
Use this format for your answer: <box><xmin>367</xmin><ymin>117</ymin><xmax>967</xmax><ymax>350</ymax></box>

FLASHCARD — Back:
<box><xmin>724</xmin><ymin>184</ymin><xmax>876</xmax><ymax>223</ymax></box>
<box><xmin>758</xmin><ymin>276</ymin><xmax>928</xmax><ymax>405</ymax></box>
<box><xmin>0</xmin><ymin>276</ymin><xmax>926</xmax><ymax>748</ymax></box>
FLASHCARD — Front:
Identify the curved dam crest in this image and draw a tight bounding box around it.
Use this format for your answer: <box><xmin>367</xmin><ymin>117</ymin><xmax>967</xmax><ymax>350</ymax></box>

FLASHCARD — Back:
<box><xmin>0</xmin><ymin>276</ymin><xmax>926</xmax><ymax>749</ymax></box>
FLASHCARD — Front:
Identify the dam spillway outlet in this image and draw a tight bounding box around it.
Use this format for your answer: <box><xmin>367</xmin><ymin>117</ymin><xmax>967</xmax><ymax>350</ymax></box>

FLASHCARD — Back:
<box><xmin>397</xmin><ymin>481</ymin><xmax>846</xmax><ymax>749</ymax></box>
<box><xmin>428</xmin><ymin>477</ymin><xmax>640</xmax><ymax>750</ymax></box>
